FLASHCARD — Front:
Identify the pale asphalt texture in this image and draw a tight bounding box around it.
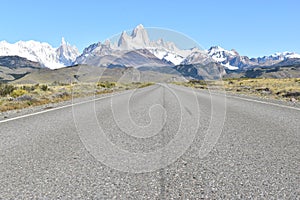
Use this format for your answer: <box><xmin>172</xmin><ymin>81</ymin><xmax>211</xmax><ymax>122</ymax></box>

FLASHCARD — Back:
<box><xmin>0</xmin><ymin>84</ymin><xmax>299</xmax><ymax>199</ymax></box>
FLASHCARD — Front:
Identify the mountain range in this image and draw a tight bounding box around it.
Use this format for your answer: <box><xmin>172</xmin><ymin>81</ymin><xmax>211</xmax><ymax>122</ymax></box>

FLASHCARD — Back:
<box><xmin>0</xmin><ymin>24</ymin><xmax>300</xmax><ymax>81</ymax></box>
<box><xmin>0</xmin><ymin>38</ymin><xmax>79</xmax><ymax>69</ymax></box>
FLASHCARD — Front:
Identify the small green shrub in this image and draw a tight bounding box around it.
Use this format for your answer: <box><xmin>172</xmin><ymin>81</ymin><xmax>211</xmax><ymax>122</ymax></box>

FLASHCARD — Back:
<box><xmin>40</xmin><ymin>85</ymin><xmax>48</xmax><ymax>91</ymax></box>
<box><xmin>51</xmin><ymin>81</ymin><xmax>70</xmax><ymax>86</ymax></box>
<box><xmin>97</xmin><ymin>81</ymin><xmax>116</xmax><ymax>88</ymax></box>
<box><xmin>189</xmin><ymin>80</ymin><xmax>207</xmax><ymax>85</ymax></box>
<box><xmin>138</xmin><ymin>82</ymin><xmax>154</xmax><ymax>88</ymax></box>
<box><xmin>11</xmin><ymin>89</ymin><xmax>27</xmax><ymax>98</ymax></box>
<box><xmin>0</xmin><ymin>84</ymin><xmax>15</xmax><ymax>96</ymax></box>
<box><xmin>21</xmin><ymin>85</ymin><xmax>36</xmax><ymax>92</ymax></box>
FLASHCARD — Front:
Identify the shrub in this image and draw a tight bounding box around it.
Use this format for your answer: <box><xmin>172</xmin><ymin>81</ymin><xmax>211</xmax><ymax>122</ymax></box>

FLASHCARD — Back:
<box><xmin>51</xmin><ymin>81</ymin><xmax>70</xmax><ymax>86</ymax></box>
<box><xmin>97</xmin><ymin>81</ymin><xmax>116</xmax><ymax>88</ymax></box>
<box><xmin>40</xmin><ymin>85</ymin><xmax>48</xmax><ymax>91</ymax></box>
<box><xmin>138</xmin><ymin>82</ymin><xmax>154</xmax><ymax>88</ymax></box>
<box><xmin>0</xmin><ymin>84</ymin><xmax>15</xmax><ymax>96</ymax></box>
<box><xmin>11</xmin><ymin>89</ymin><xmax>27</xmax><ymax>98</ymax></box>
<box><xmin>21</xmin><ymin>85</ymin><xmax>36</xmax><ymax>92</ymax></box>
<box><xmin>189</xmin><ymin>80</ymin><xmax>207</xmax><ymax>85</ymax></box>
<box><xmin>132</xmin><ymin>82</ymin><xmax>142</xmax><ymax>85</ymax></box>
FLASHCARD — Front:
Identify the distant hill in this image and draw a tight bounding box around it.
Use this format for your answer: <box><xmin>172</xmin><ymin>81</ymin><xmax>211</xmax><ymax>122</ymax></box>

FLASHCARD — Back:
<box><xmin>12</xmin><ymin>65</ymin><xmax>186</xmax><ymax>84</ymax></box>
<box><xmin>0</xmin><ymin>56</ymin><xmax>41</xmax><ymax>82</ymax></box>
<box><xmin>0</xmin><ymin>56</ymin><xmax>41</xmax><ymax>69</ymax></box>
<box><xmin>174</xmin><ymin>62</ymin><xmax>225</xmax><ymax>80</ymax></box>
<box><xmin>224</xmin><ymin>64</ymin><xmax>300</xmax><ymax>79</ymax></box>
<box><xmin>1</xmin><ymin>54</ymin><xmax>299</xmax><ymax>84</ymax></box>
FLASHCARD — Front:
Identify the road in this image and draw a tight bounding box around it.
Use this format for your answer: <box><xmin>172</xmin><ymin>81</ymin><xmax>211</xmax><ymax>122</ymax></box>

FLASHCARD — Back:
<box><xmin>0</xmin><ymin>84</ymin><xmax>299</xmax><ymax>199</ymax></box>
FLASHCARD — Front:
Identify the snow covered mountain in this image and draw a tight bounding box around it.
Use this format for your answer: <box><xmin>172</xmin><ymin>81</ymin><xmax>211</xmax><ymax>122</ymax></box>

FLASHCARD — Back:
<box><xmin>181</xmin><ymin>48</ymin><xmax>212</xmax><ymax>66</ymax></box>
<box><xmin>56</xmin><ymin>37</ymin><xmax>80</xmax><ymax>66</ymax></box>
<box><xmin>1</xmin><ymin>24</ymin><xmax>300</xmax><ymax>71</ymax></box>
<box><xmin>0</xmin><ymin>38</ymin><xmax>79</xmax><ymax>69</ymax></box>
<box><xmin>75</xmin><ymin>24</ymin><xmax>192</xmax><ymax>67</ymax></box>
<box><xmin>182</xmin><ymin>45</ymin><xmax>300</xmax><ymax>70</ymax></box>
<box><xmin>74</xmin><ymin>42</ymin><xmax>172</xmax><ymax>68</ymax></box>
<box><xmin>207</xmin><ymin>46</ymin><xmax>255</xmax><ymax>70</ymax></box>
<box><xmin>183</xmin><ymin>46</ymin><xmax>255</xmax><ymax>70</ymax></box>
<box><xmin>252</xmin><ymin>52</ymin><xmax>300</xmax><ymax>66</ymax></box>
<box><xmin>109</xmin><ymin>25</ymin><xmax>300</xmax><ymax>70</ymax></box>
<box><xmin>117</xmin><ymin>25</ymin><xmax>193</xmax><ymax>65</ymax></box>
<box><xmin>118</xmin><ymin>24</ymin><xmax>150</xmax><ymax>50</ymax></box>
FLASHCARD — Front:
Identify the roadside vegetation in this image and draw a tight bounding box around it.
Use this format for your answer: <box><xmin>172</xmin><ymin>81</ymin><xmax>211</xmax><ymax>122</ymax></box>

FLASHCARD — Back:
<box><xmin>172</xmin><ymin>80</ymin><xmax>208</xmax><ymax>89</ymax></box>
<box><xmin>0</xmin><ymin>81</ymin><xmax>154</xmax><ymax>112</ymax></box>
<box><xmin>173</xmin><ymin>78</ymin><xmax>300</xmax><ymax>102</ymax></box>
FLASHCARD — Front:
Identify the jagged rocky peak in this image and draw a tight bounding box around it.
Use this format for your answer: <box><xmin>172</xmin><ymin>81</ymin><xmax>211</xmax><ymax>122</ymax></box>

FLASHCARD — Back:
<box><xmin>117</xmin><ymin>25</ymin><xmax>151</xmax><ymax>50</ymax></box>
<box><xmin>118</xmin><ymin>31</ymin><xmax>131</xmax><ymax>49</ymax></box>
<box><xmin>156</xmin><ymin>38</ymin><xmax>164</xmax><ymax>45</ymax></box>
<box><xmin>131</xmin><ymin>24</ymin><xmax>150</xmax><ymax>45</ymax></box>
<box><xmin>56</xmin><ymin>37</ymin><xmax>80</xmax><ymax>66</ymax></box>
<box><xmin>208</xmin><ymin>46</ymin><xmax>224</xmax><ymax>51</ymax></box>
<box><xmin>104</xmin><ymin>39</ymin><xmax>111</xmax><ymax>47</ymax></box>
<box><xmin>61</xmin><ymin>37</ymin><xmax>67</xmax><ymax>45</ymax></box>
<box><xmin>230</xmin><ymin>49</ymin><xmax>239</xmax><ymax>56</ymax></box>
<box><xmin>208</xmin><ymin>46</ymin><xmax>237</xmax><ymax>56</ymax></box>
<box><xmin>131</xmin><ymin>24</ymin><xmax>145</xmax><ymax>36</ymax></box>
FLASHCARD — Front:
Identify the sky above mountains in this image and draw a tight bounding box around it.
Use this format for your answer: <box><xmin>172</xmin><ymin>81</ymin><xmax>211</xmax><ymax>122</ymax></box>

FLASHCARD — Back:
<box><xmin>1</xmin><ymin>0</ymin><xmax>299</xmax><ymax>57</ymax></box>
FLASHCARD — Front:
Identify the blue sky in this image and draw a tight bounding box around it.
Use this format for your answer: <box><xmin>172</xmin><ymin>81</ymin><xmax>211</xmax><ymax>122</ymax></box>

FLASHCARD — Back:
<box><xmin>1</xmin><ymin>0</ymin><xmax>299</xmax><ymax>57</ymax></box>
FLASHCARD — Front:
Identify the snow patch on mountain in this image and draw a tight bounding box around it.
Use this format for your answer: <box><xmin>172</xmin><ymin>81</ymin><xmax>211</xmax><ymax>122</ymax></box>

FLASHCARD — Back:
<box><xmin>262</xmin><ymin>52</ymin><xmax>300</xmax><ymax>60</ymax></box>
<box><xmin>223</xmin><ymin>62</ymin><xmax>239</xmax><ymax>70</ymax></box>
<box><xmin>207</xmin><ymin>46</ymin><xmax>238</xmax><ymax>62</ymax></box>
<box><xmin>148</xmin><ymin>48</ymin><xmax>184</xmax><ymax>65</ymax></box>
<box><xmin>181</xmin><ymin>50</ymin><xmax>212</xmax><ymax>65</ymax></box>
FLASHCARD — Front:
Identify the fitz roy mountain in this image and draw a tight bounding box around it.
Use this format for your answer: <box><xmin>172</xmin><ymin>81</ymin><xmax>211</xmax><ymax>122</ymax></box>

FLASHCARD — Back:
<box><xmin>0</xmin><ymin>24</ymin><xmax>300</xmax><ymax>71</ymax></box>
<box><xmin>74</xmin><ymin>24</ymin><xmax>191</xmax><ymax>67</ymax></box>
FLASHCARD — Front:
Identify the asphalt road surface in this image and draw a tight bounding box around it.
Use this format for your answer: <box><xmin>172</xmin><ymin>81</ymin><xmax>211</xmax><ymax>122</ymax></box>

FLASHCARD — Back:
<box><xmin>0</xmin><ymin>84</ymin><xmax>299</xmax><ymax>199</ymax></box>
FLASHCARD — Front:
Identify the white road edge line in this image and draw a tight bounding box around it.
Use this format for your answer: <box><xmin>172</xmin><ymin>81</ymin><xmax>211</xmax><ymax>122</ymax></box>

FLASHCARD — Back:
<box><xmin>0</xmin><ymin>89</ymin><xmax>136</xmax><ymax>124</ymax></box>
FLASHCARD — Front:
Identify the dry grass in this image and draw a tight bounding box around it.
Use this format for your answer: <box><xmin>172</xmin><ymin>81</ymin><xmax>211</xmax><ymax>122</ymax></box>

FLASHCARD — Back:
<box><xmin>222</xmin><ymin>78</ymin><xmax>300</xmax><ymax>101</ymax></box>
<box><xmin>172</xmin><ymin>80</ymin><xmax>208</xmax><ymax>89</ymax></box>
<box><xmin>0</xmin><ymin>81</ymin><xmax>154</xmax><ymax>112</ymax></box>
<box><xmin>173</xmin><ymin>78</ymin><xmax>300</xmax><ymax>102</ymax></box>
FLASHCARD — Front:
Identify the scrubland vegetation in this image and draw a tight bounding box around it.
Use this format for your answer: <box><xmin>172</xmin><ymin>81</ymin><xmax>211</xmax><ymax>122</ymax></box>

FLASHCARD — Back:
<box><xmin>0</xmin><ymin>81</ymin><xmax>154</xmax><ymax>112</ymax></box>
<box><xmin>2</xmin><ymin>77</ymin><xmax>298</xmax><ymax>112</ymax></box>
<box><xmin>173</xmin><ymin>78</ymin><xmax>300</xmax><ymax>102</ymax></box>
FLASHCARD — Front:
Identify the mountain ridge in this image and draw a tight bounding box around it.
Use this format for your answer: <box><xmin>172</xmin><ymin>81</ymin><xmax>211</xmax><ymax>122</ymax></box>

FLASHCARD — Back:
<box><xmin>0</xmin><ymin>25</ymin><xmax>300</xmax><ymax>71</ymax></box>
<box><xmin>0</xmin><ymin>38</ymin><xmax>79</xmax><ymax>69</ymax></box>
